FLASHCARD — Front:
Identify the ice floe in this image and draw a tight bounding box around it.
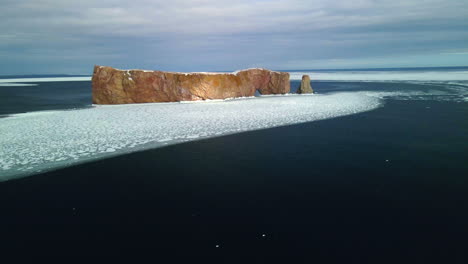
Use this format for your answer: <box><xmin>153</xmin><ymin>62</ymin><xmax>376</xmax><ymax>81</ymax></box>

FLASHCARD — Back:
<box><xmin>0</xmin><ymin>93</ymin><xmax>380</xmax><ymax>180</ymax></box>
<box><xmin>0</xmin><ymin>77</ymin><xmax>91</xmax><ymax>83</ymax></box>
<box><xmin>0</xmin><ymin>83</ymin><xmax>38</xmax><ymax>87</ymax></box>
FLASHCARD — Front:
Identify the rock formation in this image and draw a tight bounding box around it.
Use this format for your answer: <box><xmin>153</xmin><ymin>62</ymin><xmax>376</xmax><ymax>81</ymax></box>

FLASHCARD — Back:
<box><xmin>297</xmin><ymin>75</ymin><xmax>313</xmax><ymax>94</ymax></box>
<box><xmin>92</xmin><ymin>66</ymin><xmax>290</xmax><ymax>104</ymax></box>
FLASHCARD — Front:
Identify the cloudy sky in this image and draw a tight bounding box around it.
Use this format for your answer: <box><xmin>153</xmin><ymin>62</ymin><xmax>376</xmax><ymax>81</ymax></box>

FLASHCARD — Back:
<box><xmin>1</xmin><ymin>0</ymin><xmax>468</xmax><ymax>74</ymax></box>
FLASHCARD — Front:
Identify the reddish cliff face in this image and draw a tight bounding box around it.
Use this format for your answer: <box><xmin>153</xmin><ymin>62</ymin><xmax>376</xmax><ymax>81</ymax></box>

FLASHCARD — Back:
<box><xmin>92</xmin><ymin>66</ymin><xmax>290</xmax><ymax>104</ymax></box>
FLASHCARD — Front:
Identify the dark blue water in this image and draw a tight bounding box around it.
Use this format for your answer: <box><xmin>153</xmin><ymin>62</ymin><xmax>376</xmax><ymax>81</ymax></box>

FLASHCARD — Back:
<box><xmin>0</xmin><ymin>69</ymin><xmax>467</xmax><ymax>261</ymax></box>
<box><xmin>0</xmin><ymin>81</ymin><xmax>92</xmax><ymax>116</ymax></box>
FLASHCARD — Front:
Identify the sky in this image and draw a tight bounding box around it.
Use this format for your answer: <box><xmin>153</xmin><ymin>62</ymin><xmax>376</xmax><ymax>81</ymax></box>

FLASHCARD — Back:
<box><xmin>1</xmin><ymin>0</ymin><xmax>468</xmax><ymax>74</ymax></box>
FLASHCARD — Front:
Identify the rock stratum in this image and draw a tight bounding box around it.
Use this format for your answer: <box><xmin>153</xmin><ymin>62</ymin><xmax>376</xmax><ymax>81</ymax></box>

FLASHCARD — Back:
<box><xmin>92</xmin><ymin>66</ymin><xmax>290</xmax><ymax>104</ymax></box>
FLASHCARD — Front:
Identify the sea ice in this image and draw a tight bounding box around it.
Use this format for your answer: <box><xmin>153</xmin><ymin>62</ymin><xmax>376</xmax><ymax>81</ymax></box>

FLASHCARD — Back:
<box><xmin>0</xmin><ymin>93</ymin><xmax>381</xmax><ymax>181</ymax></box>
<box><xmin>289</xmin><ymin>70</ymin><xmax>468</xmax><ymax>81</ymax></box>
<box><xmin>0</xmin><ymin>77</ymin><xmax>91</xmax><ymax>83</ymax></box>
<box><xmin>0</xmin><ymin>83</ymin><xmax>38</xmax><ymax>87</ymax></box>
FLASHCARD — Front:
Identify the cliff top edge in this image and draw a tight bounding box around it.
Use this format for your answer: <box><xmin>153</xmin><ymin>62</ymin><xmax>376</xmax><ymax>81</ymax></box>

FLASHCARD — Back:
<box><xmin>94</xmin><ymin>65</ymin><xmax>288</xmax><ymax>75</ymax></box>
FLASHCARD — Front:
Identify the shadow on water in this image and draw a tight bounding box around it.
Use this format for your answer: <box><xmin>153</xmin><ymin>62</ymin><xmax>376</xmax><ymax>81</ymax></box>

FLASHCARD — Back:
<box><xmin>0</xmin><ymin>98</ymin><xmax>467</xmax><ymax>262</ymax></box>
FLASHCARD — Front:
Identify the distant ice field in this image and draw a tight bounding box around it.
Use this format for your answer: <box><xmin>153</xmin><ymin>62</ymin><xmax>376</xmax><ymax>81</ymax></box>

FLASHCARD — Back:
<box><xmin>0</xmin><ymin>77</ymin><xmax>91</xmax><ymax>84</ymax></box>
<box><xmin>0</xmin><ymin>68</ymin><xmax>467</xmax><ymax>86</ymax></box>
<box><xmin>0</xmin><ymin>83</ymin><xmax>38</xmax><ymax>87</ymax></box>
<box><xmin>0</xmin><ymin>93</ymin><xmax>380</xmax><ymax>180</ymax></box>
<box><xmin>289</xmin><ymin>70</ymin><xmax>468</xmax><ymax>81</ymax></box>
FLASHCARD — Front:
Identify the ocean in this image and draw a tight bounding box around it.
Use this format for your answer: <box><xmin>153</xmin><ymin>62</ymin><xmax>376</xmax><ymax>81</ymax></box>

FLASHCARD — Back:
<box><xmin>0</xmin><ymin>67</ymin><xmax>467</xmax><ymax>261</ymax></box>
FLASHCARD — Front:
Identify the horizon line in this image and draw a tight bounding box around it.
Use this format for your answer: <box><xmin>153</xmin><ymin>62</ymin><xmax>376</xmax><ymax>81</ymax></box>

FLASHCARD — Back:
<box><xmin>1</xmin><ymin>65</ymin><xmax>467</xmax><ymax>77</ymax></box>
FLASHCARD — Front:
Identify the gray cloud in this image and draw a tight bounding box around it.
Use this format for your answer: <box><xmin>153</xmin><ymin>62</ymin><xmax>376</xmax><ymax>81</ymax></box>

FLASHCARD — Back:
<box><xmin>1</xmin><ymin>0</ymin><xmax>468</xmax><ymax>74</ymax></box>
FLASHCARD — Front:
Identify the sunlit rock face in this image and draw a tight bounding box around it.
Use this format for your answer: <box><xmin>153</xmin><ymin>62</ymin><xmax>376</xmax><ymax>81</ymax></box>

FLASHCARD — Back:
<box><xmin>92</xmin><ymin>66</ymin><xmax>290</xmax><ymax>104</ymax></box>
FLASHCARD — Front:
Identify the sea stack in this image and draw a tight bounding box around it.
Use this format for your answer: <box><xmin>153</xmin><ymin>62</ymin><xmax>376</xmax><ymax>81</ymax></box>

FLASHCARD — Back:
<box><xmin>92</xmin><ymin>66</ymin><xmax>290</xmax><ymax>104</ymax></box>
<box><xmin>297</xmin><ymin>75</ymin><xmax>314</xmax><ymax>94</ymax></box>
